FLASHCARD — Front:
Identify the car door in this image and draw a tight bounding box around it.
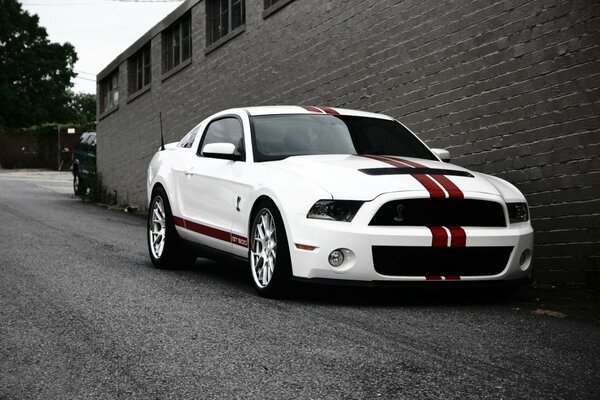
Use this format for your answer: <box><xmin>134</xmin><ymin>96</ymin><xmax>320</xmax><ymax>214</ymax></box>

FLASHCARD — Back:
<box><xmin>178</xmin><ymin>114</ymin><xmax>247</xmax><ymax>254</ymax></box>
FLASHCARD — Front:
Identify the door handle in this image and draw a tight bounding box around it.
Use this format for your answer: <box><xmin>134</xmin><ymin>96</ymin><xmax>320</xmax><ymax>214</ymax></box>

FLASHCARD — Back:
<box><xmin>184</xmin><ymin>167</ymin><xmax>195</xmax><ymax>176</ymax></box>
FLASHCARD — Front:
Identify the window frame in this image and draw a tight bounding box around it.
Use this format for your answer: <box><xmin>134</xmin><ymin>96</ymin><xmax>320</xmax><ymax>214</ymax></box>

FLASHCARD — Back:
<box><xmin>179</xmin><ymin>124</ymin><xmax>201</xmax><ymax>149</ymax></box>
<box><xmin>197</xmin><ymin>115</ymin><xmax>246</xmax><ymax>161</ymax></box>
<box><xmin>127</xmin><ymin>43</ymin><xmax>151</xmax><ymax>96</ymax></box>
<box><xmin>99</xmin><ymin>69</ymin><xmax>119</xmax><ymax>115</ymax></box>
<box><xmin>262</xmin><ymin>0</ymin><xmax>295</xmax><ymax>19</ymax></box>
<box><xmin>206</xmin><ymin>0</ymin><xmax>246</xmax><ymax>46</ymax></box>
<box><xmin>161</xmin><ymin>12</ymin><xmax>192</xmax><ymax>75</ymax></box>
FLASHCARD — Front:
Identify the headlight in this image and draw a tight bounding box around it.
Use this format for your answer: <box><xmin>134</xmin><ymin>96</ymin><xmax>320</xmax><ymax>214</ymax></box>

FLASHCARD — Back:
<box><xmin>307</xmin><ymin>200</ymin><xmax>364</xmax><ymax>222</ymax></box>
<box><xmin>507</xmin><ymin>202</ymin><xmax>529</xmax><ymax>223</ymax></box>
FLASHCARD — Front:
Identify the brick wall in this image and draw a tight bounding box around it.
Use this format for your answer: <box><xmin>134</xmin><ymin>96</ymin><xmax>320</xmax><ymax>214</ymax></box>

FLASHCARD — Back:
<box><xmin>97</xmin><ymin>0</ymin><xmax>600</xmax><ymax>285</ymax></box>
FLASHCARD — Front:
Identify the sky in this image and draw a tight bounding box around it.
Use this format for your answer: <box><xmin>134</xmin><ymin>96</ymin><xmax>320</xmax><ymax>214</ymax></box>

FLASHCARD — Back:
<box><xmin>20</xmin><ymin>0</ymin><xmax>184</xmax><ymax>94</ymax></box>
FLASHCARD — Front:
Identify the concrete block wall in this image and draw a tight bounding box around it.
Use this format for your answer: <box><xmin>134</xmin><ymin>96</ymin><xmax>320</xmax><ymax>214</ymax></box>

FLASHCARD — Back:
<box><xmin>97</xmin><ymin>0</ymin><xmax>600</xmax><ymax>285</ymax></box>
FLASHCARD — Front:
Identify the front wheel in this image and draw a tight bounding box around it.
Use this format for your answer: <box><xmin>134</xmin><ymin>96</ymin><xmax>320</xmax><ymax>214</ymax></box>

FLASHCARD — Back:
<box><xmin>147</xmin><ymin>187</ymin><xmax>196</xmax><ymax>269</ymax></box>
<box><xmin>249</xmin><ymin>200</ymin><xmax>292</xmax><ymax>297</ymax></box>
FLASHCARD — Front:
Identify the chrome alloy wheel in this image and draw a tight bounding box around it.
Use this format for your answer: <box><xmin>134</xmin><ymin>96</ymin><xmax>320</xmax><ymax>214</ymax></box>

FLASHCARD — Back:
<box><xmin>149</xmin><ymin>196</ymin><xmax>167</xmax><ymax>259</ymax></box>
<box><xmin>251</xmin><ymin>209</ymin><xmax>277</xmax><ymax>288</ymax></box>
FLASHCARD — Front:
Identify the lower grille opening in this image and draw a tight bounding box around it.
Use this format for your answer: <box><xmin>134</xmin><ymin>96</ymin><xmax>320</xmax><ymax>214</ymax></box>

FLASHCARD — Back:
<box><xmin>372</xmin><ymin>246</ymin><xmax>513</xmax><ymax>276</ymax></box>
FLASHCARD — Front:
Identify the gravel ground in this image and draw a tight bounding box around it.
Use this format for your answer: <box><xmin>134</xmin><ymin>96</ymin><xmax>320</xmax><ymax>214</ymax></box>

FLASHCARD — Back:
<box><xmin>1</xmin><ymin>170</ymin><xmax>599</xmax><ymax>399</ymax></box>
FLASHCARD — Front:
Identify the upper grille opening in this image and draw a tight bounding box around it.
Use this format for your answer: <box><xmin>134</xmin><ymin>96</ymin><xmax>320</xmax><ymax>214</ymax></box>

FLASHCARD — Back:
<box><xmin>369</xmin><ymin>199</ymin><xmax>506</xmax><ymax>227</ymax></box>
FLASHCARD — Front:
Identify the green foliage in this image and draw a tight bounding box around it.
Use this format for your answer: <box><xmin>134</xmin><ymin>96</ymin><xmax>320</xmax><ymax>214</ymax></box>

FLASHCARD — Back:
<box><xmin>65</xmin><ymin>92</ymin><xmax>96</xmax><ymax>128</ymax></box>
<box><xmin>0</xmin><ymin>0</ymin><xmax>78</xmax><ymax>128</ymax></box>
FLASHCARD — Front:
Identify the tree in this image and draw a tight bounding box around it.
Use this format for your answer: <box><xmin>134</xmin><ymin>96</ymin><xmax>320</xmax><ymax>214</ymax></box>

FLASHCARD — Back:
<box><xmin>0</xmin><ymin>0</ymin><xmax>78</xmax><ymax>128</ymax></box>
<box><xmin>65</xmin><ymin>92</ymin><xmax>96</xmax><ymax>127</ymax></box>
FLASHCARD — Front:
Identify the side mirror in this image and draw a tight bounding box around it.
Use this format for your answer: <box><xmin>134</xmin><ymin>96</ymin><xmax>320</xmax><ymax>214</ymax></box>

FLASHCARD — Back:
<box><xmin>202</xmin><ymin>142</ymin><xmax>240</xmax><ymax>161</ymax></box>
<box><xmin>432</xmin><ymin>148</ymin><xmax>451</xmax><ymax>162</ymax></box>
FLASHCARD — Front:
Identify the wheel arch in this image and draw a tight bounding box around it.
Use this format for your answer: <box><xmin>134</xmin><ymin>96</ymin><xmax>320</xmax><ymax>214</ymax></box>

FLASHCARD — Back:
<box><xmin>247</xmin><ymin>194</ymin><xmax>295</xmax><ymax>253</ymax></box>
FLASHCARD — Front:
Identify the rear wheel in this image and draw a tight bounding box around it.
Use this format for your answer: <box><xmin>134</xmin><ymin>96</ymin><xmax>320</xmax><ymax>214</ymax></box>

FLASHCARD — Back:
<box><xmin>249</xmin><ymin>200</ymin><xmax>292</xmax><ymax>297</ymax></box>
<box><xmin>73</xmin><ymin>170</ymin><xmax>85</xmax><ymax>195</ymax></box>
<box><xmin>148</xmin><ymin>187</ymin><xmax>196</xmax><ymax>269</ymax></box>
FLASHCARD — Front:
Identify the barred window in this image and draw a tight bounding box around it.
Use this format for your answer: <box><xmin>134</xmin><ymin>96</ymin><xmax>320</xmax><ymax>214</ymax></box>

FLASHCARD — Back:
<box><xmin>206</xmin><ymin>0</ymin><xmax>245</xmax><ymax>45</ymax></box>
<box><xmin>99</xmin><ymin>69</ymin><xmax>119</xmax><ymax>114</ymax></box>
<box><xmin>128</xmin><ymin>44</ymin><xmax>151</xmax><ymax>95</ymax></box>
<box><xmin>162</xmin><ymin>12</ymin><xmax>191</xmax><ymax>73</ymax></box>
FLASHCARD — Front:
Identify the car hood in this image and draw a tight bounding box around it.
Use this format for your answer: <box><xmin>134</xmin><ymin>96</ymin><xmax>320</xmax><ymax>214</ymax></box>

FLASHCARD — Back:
<box><xmin>269</xmin><ymin>154</ymin><xmax>505</xmax><ymax>201</ymax></box>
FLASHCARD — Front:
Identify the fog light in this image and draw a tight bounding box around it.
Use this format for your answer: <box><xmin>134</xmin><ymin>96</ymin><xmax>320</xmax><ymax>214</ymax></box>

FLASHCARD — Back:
<box><xmin>328</xmin><ymin>250</ymin><xmax>345</xmax><ymax>267</ymax></box>
<box><xmin>520</xmin><ymin>249</ymin><xmax>531</xmax><ymax>267</ymax></box>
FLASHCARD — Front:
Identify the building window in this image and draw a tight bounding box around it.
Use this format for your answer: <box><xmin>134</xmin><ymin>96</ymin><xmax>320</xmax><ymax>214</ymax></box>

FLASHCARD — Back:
<box><xmin>128</xmin><ymin>44</ymin><xmax>151</xmax><ymax>95</ymax></box>
<box><xmin>99</xmin><ymin>69</ymin><xmax>119</xmax><ymax>114</ymax></box>
<box><xmin>206</xmin><ymin>0</ymin><xmax>245</xmax><ymax>45</ymax></box>
<box><xmin>263</xmin><ymin>0</ymin><xmax>295</xmax><ymax>18</ymax></box>
<box><xmin>264</xmin><ymin>0</ymin><xmax>280</xmax><ymax>8</ymax></box>
<box><xmin>162</xmin><ymin>12</ymin><xmax>191</xmax><ymax>73</ymax></box>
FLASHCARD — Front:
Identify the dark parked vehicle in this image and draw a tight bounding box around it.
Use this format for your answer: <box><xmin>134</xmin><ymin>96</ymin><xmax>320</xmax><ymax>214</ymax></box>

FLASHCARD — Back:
<box><xmin>71</xmin><ymin>131</ymin><xmax>96</xmax><ymax>195</ymax></box>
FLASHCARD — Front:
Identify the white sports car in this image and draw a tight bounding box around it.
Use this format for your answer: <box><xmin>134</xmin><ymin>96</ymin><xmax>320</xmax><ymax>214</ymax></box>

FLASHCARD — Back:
<box><xmin>147</xmin><ymin>106</ymin><xmax>533</xmax><ymax>297</ymax></box>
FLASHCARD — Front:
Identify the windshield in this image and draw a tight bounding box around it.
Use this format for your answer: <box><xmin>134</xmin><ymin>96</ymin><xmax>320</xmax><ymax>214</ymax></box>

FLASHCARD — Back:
<box><xmin>250</xmin><ymin>114</ymin><xmax>436</xmax><ymax>162</ymax></box>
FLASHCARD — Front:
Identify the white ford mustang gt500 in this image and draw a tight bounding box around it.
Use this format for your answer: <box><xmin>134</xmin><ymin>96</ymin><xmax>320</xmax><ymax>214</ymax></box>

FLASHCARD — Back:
<box><xmin>147</xmin><ymin>106</ymin><xmax>533</xmax><ymax>296</ymax></box>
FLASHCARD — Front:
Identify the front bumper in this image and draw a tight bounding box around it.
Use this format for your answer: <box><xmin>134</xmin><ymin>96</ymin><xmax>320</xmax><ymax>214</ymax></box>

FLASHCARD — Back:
<box><xmin>284</xmin><ymin>192</ymin><xmax>534</xmax><ymax>282</ymax></box>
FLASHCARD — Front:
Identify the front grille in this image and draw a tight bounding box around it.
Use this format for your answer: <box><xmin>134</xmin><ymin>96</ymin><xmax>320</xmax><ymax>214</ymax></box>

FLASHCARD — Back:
<box><xmin>369</xmin><ymin>199</ymin><xmax>506</xmax><ymax>227</ymax></box>
<box><xmin>372</xmin><ymin>246</ymin><xmax>513</xmax><ymax>276</ymax></box>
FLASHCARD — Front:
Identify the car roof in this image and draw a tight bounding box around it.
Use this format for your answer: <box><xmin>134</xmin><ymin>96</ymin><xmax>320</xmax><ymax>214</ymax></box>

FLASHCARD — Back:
<box><xmin>238</xmin><ymin>105</ymin><xmax>395</xmax><ymax>120</ymax></box>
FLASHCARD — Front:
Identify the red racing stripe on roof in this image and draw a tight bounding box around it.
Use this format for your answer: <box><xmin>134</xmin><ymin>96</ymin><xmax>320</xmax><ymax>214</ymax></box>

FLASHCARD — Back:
<box><xmin>301</xmin><ymin>105</ymin><xmax>325</xmax><ymax>113</ymax></box>
<box><xmin>318</xmin><ymin>106</ymin><xmax>339</xmax><ymax>115</ymax></box>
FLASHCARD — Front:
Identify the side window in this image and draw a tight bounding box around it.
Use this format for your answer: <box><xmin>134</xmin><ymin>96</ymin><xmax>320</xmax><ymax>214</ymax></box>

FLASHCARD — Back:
<box><xmin>78</xmin><ymin>133</ymin><xmax>90</xmax><ymax>152</ymax></box>
<box><xmin>179</xmin><ymin>125</ymin><xmax>200</xmax><ymax>149</ymax></box>
<box><xmin>89</xmin><ymin>134</ymin><xmax>97</xmax><ymax>154</ymax></box>
<box><xmin>200</xmin><ymin>117</ymin><xmax>245</xmax><ymax>158</ymax></box>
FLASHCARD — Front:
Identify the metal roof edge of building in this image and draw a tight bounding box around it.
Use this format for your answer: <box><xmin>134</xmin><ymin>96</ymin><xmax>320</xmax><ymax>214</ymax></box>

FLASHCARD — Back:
<box><xmin>96</xmin><ymin>0</ymin><xmax>201</xmax><ymax>82</ymax></box>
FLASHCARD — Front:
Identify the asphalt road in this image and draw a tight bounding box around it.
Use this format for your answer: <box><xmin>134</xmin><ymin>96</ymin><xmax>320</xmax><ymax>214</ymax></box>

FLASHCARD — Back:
<box><xmin>1</xmin><ymin>170</ymin><xmax>599</xmax><ymax>399</ymax></box>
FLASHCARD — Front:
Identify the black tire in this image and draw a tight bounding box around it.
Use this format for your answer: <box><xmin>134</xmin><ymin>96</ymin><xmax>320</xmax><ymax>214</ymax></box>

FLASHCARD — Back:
<box><xmin>147</xmin><ymin>186</ymin><xmax>196</xmax><ymax>269</ymax></box>
<box><xmin>73</xmin><ymin>170</ymin><xmax>85</xmax><ymax>195</ymax></box>
<box><xmin>249</xmin><ymin>200</ymin><xmax>292</xmax><ymax>298</ymax></box>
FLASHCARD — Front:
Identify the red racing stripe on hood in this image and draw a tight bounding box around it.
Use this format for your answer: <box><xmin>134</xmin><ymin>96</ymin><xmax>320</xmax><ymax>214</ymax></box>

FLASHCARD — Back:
<box><xmin>361</xmin><ymin>155</ymin><xmax>445</xmax><ymax>198</ymax></box>
<box><xmin>389</xmin><ymin>156</ymin><xmax>465</xmax><ymax>199</ymax></box>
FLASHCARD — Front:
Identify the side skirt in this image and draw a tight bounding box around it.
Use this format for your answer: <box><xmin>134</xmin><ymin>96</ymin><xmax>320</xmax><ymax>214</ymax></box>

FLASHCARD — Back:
<box><xmin>181</xmin><ymin>238</ymin><xmax>249</xmax><ymax>268</ymax></box>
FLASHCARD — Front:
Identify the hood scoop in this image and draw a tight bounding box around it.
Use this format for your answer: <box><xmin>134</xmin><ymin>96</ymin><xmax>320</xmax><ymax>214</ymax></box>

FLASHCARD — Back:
<box><xmin>359</xmin><ymin>167</ymin><xmax>474</xmax><ymax>178</ymax></box>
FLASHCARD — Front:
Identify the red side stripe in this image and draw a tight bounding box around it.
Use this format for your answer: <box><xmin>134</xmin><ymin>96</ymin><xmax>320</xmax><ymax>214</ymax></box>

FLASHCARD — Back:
<box><xmin>447</xmin><ymin>226</ymin><xmax>466</xmax><ymax>247</ymax></box>
<box><xmin>172</xmin><ymin>216</ymin><xmax>248</xmax><ymax>248</ymax></box>
<box><xmin>426</xmin><ymin>275</ymin><xmax>443</xmax><ymax>280</ymax></box>
<box><xmin>362</xmin><ymin>155</ymin><xmax>446</xmax><ymax>198</ymax></box>
<box><xmin>185</xmin><ymin>220</ymin><xmax>231</xmax><ymax>242</ymax></box>
<box><xmin>173</xmin><ymin>216</ymin><xmax>186</xmax><ymax>228</ymax></box>
<box><xmin>301</xmin><ymin>105</ymin><xmax>325</xmax><ymax>113</ymax></box>
<box><xmin>319</xmin><ymin>106</ymin><xmax>339</xmax><ymax>115</ymax></box>
<box><xmin>428</xmin><ymin>226</ymin><xmax>448</xmax><ymax>247</ymax></box>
